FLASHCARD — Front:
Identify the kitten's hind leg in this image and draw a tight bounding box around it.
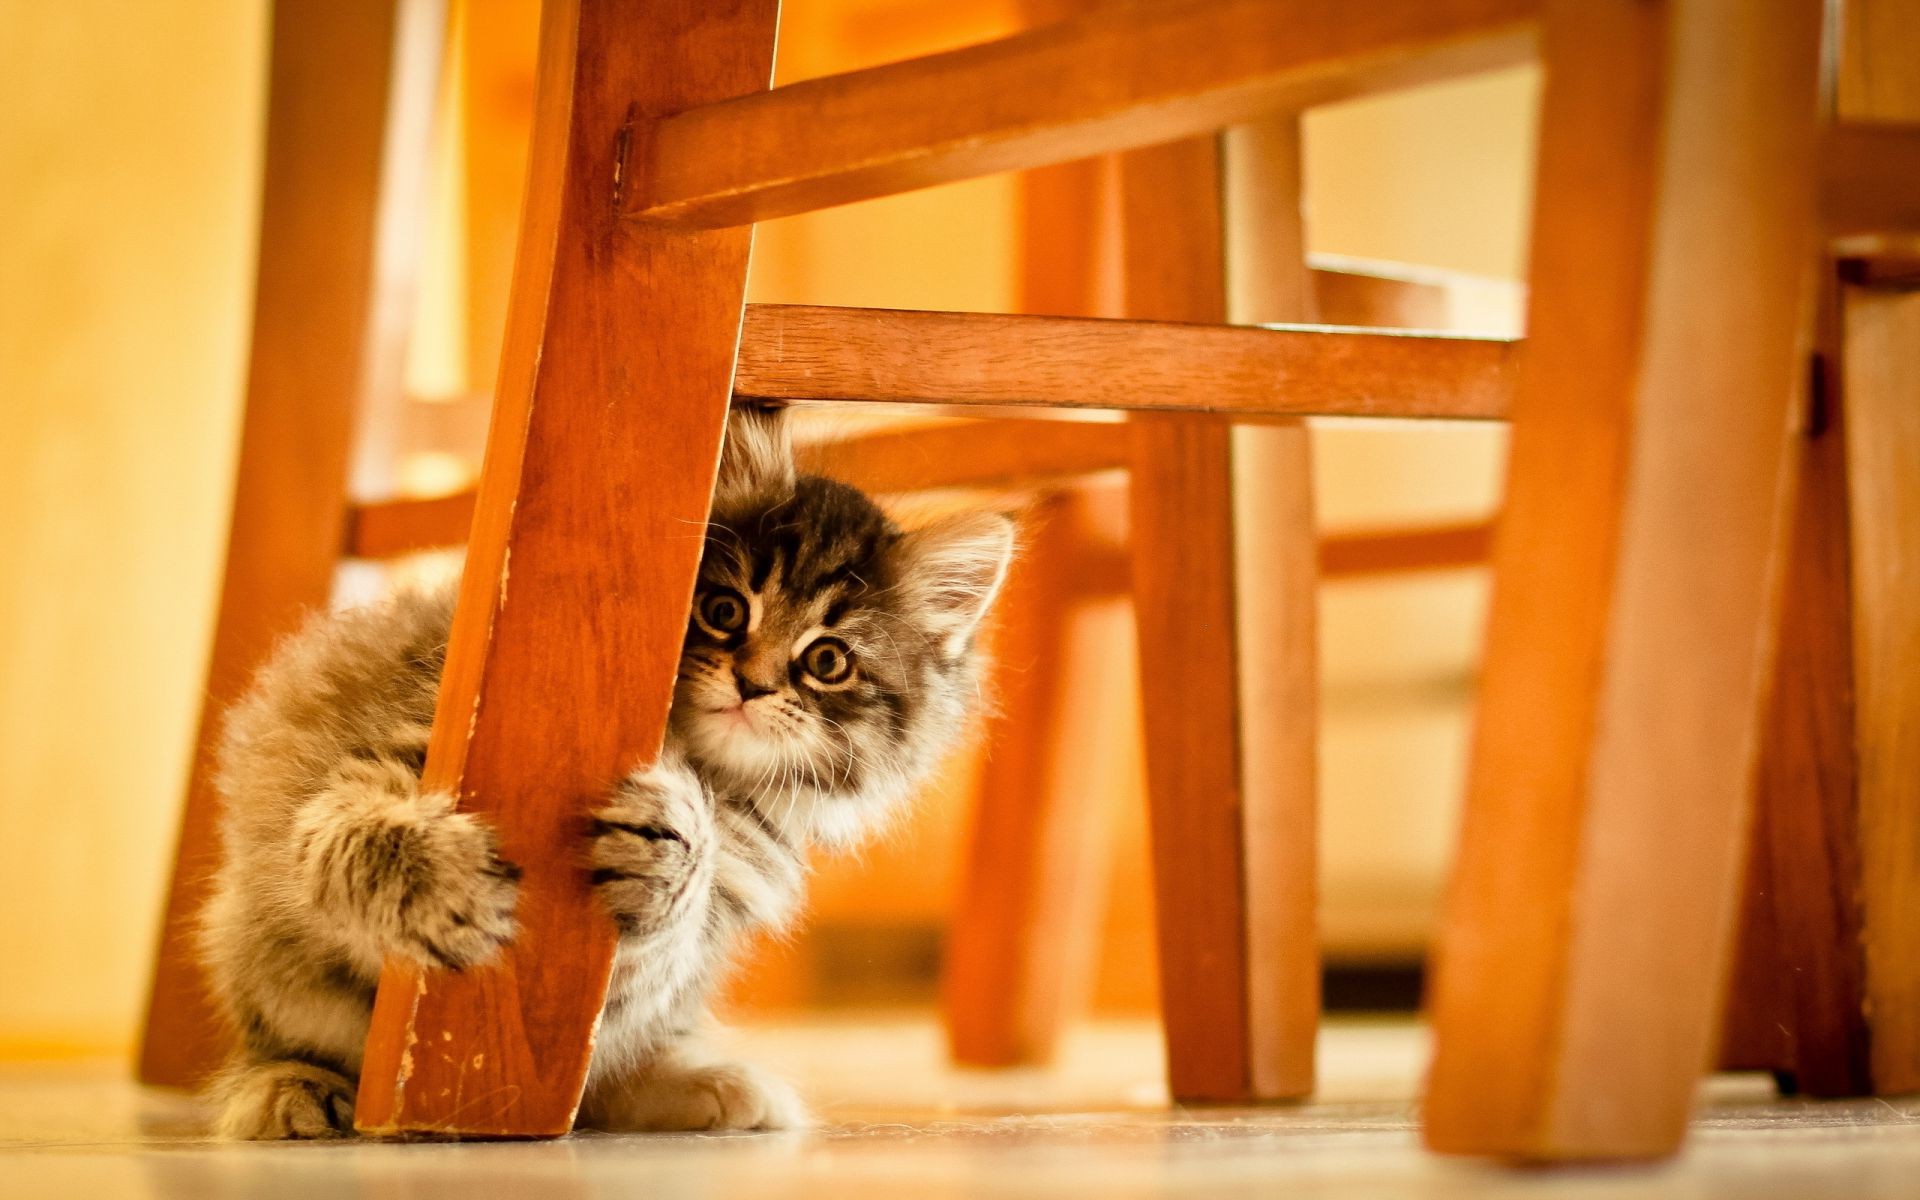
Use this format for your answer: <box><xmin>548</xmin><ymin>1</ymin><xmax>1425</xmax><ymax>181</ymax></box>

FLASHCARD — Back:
<box><xmin>578</xmin><ymin>1040</ymin><xmax>808</xmax><ymax>1133</ymax></box>
<box><xmin>213</xmin><ymin>1059</ymin><xmax>357</xmax><ymax>1140</ymax></box>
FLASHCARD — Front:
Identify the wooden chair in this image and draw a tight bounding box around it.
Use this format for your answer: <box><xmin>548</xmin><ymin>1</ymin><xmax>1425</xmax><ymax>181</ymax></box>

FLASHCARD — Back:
<box><xmin>141</xmin><ymin>0</ymin><xmax>1918</xmax><ymax>1165</ymax></box>
<box><xmin>137</xmin><ymin>0</ymin><xmax>1472</xmax><ymax>1105</ymax></box>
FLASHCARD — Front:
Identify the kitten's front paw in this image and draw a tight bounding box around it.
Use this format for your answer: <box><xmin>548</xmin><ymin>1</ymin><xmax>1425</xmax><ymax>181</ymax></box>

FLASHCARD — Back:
<box><xmin>589</xmin><ymin>761</ymin><xmax>709</xmax><ymax>936</ymax></box>
<box><xmin>597</xmin><ymin>1061</ymin><xmax>809</xmax><ymax>1132</ymax></box>
<box><xmin>216</xmin><ymin>1060</ymin><xmax>357</xmax><ymax>1140</ymax></box>
<box><xmin>389</xmin><ymin>806</ymin><xmax>522</xmax><ymax>971</ymax></box>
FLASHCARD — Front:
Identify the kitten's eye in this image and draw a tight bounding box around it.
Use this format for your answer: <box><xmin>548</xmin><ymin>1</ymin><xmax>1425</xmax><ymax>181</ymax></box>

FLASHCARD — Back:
<box><xmin>800</xmin><ymin>637</ymin><xmax>854</xmax><ymax>685</ymax></box>
<box><xmin>697</xmin><ymin>588</ymin><xmax>749</xmax><ymax>637</ymax></box>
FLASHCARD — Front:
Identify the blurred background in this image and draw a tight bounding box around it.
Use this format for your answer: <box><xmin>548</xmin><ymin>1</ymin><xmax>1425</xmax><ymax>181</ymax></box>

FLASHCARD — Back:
<box><xmin>0</xmin><ymin>0</ymin><xmax>1534</xmax><ymax>1060</ymax></box>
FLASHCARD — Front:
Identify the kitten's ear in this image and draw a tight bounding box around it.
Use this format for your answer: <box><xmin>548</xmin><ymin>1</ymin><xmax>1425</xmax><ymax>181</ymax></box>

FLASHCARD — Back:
<box><xmin>712</xmin><ymin>405</ymin><xmax>795</xmax><ymax>513</ymax></box>
<box><xmin>899</xmin><ymin>510</ymin><xmax>1016</xmax><ymax>657</ymax></box>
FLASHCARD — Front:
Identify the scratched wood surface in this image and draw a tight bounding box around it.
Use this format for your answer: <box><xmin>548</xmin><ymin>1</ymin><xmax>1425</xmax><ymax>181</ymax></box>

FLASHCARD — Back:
<box><xmin>138</xmin><ymin>0</ymin><xmax>443</xmax><ymax>1091</ymax></box>
<box><xmin>354</xmin><ymin>0</ymin><xmax>780</xmax><ymax>1136</ymax></box>
<box><xmin>625</xmin><ymin>0</ymin><xmax>1539</xmax><ymax>227</ymax></box>
<box><xmin>1423</xmin><ymin>0</ymin><xmax>1826</xmax><ymax>1160</ymax></box>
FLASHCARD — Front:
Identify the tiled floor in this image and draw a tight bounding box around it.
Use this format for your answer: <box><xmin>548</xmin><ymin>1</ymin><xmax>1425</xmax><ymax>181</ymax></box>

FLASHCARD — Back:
<box><xmin>4</xmin><ymin>1016</ymin><xmax>1918</xmax><ymax>1197</ymax></box>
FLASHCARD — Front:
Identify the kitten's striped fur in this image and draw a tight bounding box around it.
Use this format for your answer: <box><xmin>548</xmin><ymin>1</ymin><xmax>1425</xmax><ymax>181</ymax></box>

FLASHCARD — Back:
<box><xmin>199</xmin><ymin>409</ymin><xmax>1014</xmax><ymax>1138</ymax></box>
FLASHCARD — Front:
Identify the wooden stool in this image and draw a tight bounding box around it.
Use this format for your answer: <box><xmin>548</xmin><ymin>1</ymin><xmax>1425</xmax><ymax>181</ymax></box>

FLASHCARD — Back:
<box><xmin>138</xmin><ymin>0</ymin><xmax>1917</xmax><ymax>1165</ymax></box>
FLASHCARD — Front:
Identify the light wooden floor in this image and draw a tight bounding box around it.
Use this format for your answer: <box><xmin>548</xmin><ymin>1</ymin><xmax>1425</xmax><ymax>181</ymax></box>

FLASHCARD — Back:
<box><xmin>4</xmin><ymin>1016</ymin><xmax>1918</xmax><ymax>1197</ymax></box>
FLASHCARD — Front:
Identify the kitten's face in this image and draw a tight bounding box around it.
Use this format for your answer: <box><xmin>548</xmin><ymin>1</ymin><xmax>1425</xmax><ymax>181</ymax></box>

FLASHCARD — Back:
<box><xmin>670</xmin><ymin>412</ymin><xmax>1013</xmax><ymax>847</ymax></box>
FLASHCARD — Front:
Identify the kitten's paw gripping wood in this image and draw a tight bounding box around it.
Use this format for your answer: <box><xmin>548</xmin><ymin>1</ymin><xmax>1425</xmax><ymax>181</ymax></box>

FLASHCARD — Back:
<box><xmin>215</xmin><ymin>1060</ymin><xmax>357</xmax><ymax>1140</ymax></box>
<box><xmin>296</xmin><ymin>769</ymin><xmax>522</xmax><ymax>972</ymax></box>
<box><xmin>590</xmin><ymin>759</ymin><xmax>713</xmax><ymax>938</ymax></box>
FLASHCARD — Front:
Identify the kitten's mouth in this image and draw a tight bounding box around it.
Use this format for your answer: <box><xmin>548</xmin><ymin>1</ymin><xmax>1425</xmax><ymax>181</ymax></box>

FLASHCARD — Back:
<box><xmin>706</xmin><ymin>701</ymin><xmax>758</xmax><ymax>734</ymax></box>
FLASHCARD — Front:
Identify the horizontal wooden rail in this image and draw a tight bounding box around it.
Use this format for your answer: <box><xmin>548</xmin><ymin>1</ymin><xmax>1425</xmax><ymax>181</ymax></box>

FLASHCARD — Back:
<box><xmin>623</xmin><ymin>0</ymin><xmax>1540</xmax><ymax>227</ymax></box>
<box><xmin>1024</xmin><ymin>519</ymin><xmax>1499</xmax><ymax>599</ymax></box>
<box><xmin>1825</xmin><ymin>121</ymin><xmax>1920</xmax><ymax>238</ymax></box>
<box><xmin>1320</xmin><ymin>519</ymin><xmax>1495</xmax><ymax>578</ymax></box>
<box><xmin>736</xmin><ymin>305</ymin><xmax>1519</xmax><ymax>418</ymax></box>
<box><xmin>352</xmin><ymin>483</ymin><xmax>1495</xmax><ymax>595</ymax></box>
<box><xmin>346</xmin><ymin>418</ymin><xmax>1134</xmax><ymax>558</ymax></box>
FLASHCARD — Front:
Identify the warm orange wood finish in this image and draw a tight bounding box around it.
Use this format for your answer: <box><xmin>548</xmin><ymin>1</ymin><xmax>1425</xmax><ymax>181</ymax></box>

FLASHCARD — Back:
<box><xmin>342</xmin><ymin>419</ymin><xmax>1134</xmax><ymax>558</ymax></box>
<box><xmin>1843</xmin><ymin>285</ymin><xmax>1920</xmax><ymax>1096</ymax></box>
<box><xmin>1823</xmin><ymin>122</ymin><xmax>1920</xmax><ymax>238</ymax></box>
<box><xmin>944</xmin><ymin>26</ymin><xmax>1117</xmax><ymax>1065</ymax></box>
<box><xmin>623</xmin><ymin>0</ymin><xmax>1540</xmax><ymax>227</ymax></box>
<box><xmin>795</xmin><ymin>418</ymin><xmax>1131</xmax><ymax>495</ymax></box>
<box><xmin>1309</xmin><ymin>265</ymin><xmax>1450</xmax><ymax>329</ymax></box>
<box><xmin>1731</xmin><ymin>310</ymin><xmax>1873</xmax><ymax>1096</ymax></box>
<box><xmin>942</xmin><ymin>488</ymin><xmax>1122</xmax><ymax>1065</ymax></box>
<box><xmin>733</xmin><ymin>306</ymin><xmax>1518</xmax><ymax>418</ymax></box>
<box><xmin>1318</xmin><ymin>520</ymin><xmax>1493</xmax><ymax>579</ymax></box>
<box><xmin>1125</xmin><ymin>128</ymin><xmax>1318</xmax><ymax>1103</ymax></box>
<box><xmin>1718</xmin><ymin>0</ymin><xmax>1920</xmax><ymax>1101</ymax></box>
<box><xmin>354</xmin><ymin>0</ymin><xmax>779</xmax><ymax>1136</ymax></box>
<box><xmin>1424</xmin><ymin>0</ymin><xmax>1826</xmax><ymax>1160</ymax></box>
<box><xmin>1826</xmin><ymin>0</ymin><xmax>1920</xmax><ymax>1097</ymax></box>
<box><xmin>138</xmin><ymin>0</ymin><xmax>443</xmax><ymax>1090</ymax></box>
<box><xmin>461</xmin><ymin>0</ymin><xmax>541</xmax><ymax>393</ymax></box>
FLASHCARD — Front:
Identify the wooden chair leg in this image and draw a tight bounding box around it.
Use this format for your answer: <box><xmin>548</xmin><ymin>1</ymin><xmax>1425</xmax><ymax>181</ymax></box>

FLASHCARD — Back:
<box><xmin>943</xmin><ymin>488</ymin><xmax>1122</xmax><ymax>1066</ymax></box>
<box><xmin>354</xmin><ymin>0</ymin><xmax>778</xmax><ymax>1137</ymax></box>
<box><xmin>1423</xmin><ymin>0</ymin><xmax>1826</xmax><ymax>1160</ymax></box>
<box><xmin>1124</xmin><ymin>125</ymin><xmax>1319</xmax><ymax>1104</ymax></box>
<box><xmin>1715</xmin><ymin>286</ymin><xmax>1871</xmax><ymax>1097</ymax></box>
<box><xmin>940</xmin><ymin>0</ymin><xmax>1115</xmax><ymax>1063</ymax></box>
<box><xmin>1715</xmin><ymin>0</ymin><xmax>1920</xmax><ymax>1104</ymax></box>
<box><xmin>138</xmin><ymin>0</ymin><xmax>442</xmax><ymax>1089</ymax></box>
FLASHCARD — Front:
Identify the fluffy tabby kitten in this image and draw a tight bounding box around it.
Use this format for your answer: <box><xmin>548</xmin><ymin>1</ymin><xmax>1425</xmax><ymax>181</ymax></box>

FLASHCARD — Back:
<box><xmin>199</xmin><ymin>409</ymin><xmax>1014</xmax><ymax>1139</ymax></box>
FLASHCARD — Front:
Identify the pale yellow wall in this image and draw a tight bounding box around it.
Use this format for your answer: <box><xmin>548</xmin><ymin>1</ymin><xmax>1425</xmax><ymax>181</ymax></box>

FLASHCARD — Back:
<box><xmin>0</xmin><ymin>1</ymin><xmax>267</xmax><ymax>1054</ymax></box>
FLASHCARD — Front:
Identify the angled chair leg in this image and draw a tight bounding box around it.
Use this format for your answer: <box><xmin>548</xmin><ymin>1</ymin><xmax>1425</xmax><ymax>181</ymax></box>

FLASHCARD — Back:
<box><xmin>1710</xmin><ymin>0</ymin><xmax>1920</xmax><ymax>1105</ymax></box>
<box><xmin>354</xmin><ymin>0</ymin><xmax>779</xmax><ymax>1137</ymax></box>
<box><xmin>139</xmin><ymin>0</ymin><xmax>442</xmax><ymax>1089</ymax></box>
<box><xmin>1124</xmin><ymin>125</ymin><xmax>1319</xmax><ymax>1104</ymax></box>
<box><xmin>1424</xmin><ymin>0</ymin><xmax>1827</xmax><ymax>1161</ymax></box>
<box><xmin>943</xmin><ymin>488</ymin><xmax>1123</xmax><ymax>1066</ymax></box>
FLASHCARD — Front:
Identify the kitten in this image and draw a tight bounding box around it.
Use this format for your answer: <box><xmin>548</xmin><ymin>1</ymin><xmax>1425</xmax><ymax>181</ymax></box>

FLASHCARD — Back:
<box><xmin>198</xmin><ymin>408</ymin><xmax>1014</xmax><ymax>1139</ymax></box>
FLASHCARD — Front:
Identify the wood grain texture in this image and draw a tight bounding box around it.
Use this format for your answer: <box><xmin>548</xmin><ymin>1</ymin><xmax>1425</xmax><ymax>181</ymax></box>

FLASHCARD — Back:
<box><xmin>139</xmin><ymin>0</ymin><xmax>442</xmax><ymax>1090</ymax></box>
<box><xmin>1423</xmin><ymin>0</ymin><xmax>1825</xmax><ymax>1160</ymax></box>
<box><xmin>1125</xmin><ymin>126</ymin><xmax>1318</xmax><ymax>1103</ymax></box>
<box><xmin>623</xmin><ymin>0</ymin><xmax>1540</xmax><ymax>227</ymax></box>
<box><xmin>354</xmin><ymin>0</ymin><xmax>778</xmax><ymax>1137</ymax></box>
<box><xmin>734</xmin><ymin>305</ymin><xmax>1518</xmax><ymax>418</ymax></box>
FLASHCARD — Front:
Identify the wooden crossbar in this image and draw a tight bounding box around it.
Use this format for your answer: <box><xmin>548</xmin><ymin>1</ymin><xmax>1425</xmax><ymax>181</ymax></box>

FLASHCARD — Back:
<box><xmin>345</xmin><ymin>418</ymin><xmax>1134</xmax><ymax>558</ymax></box>
<box><xmin>736</xmin><ymin>305</ymin><xmax>1518</xmax><ymax>418</ymax></box>
<box><xmin>622</xmin><ymin>0</ymin><xmax>1541</xmax><ymax>227</ymax></box>
<box><xmin>1825</xmin><ymin>121</ymin><xmax>1920</xmax><ymax>238</ymax></box>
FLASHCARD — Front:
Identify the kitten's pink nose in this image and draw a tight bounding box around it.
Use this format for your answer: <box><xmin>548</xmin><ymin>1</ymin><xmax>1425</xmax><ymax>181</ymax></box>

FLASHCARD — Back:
<box><xmin>734</xmin><ymin>669</ymin><xmax>777</xmax><ymax>701</ymax></box>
